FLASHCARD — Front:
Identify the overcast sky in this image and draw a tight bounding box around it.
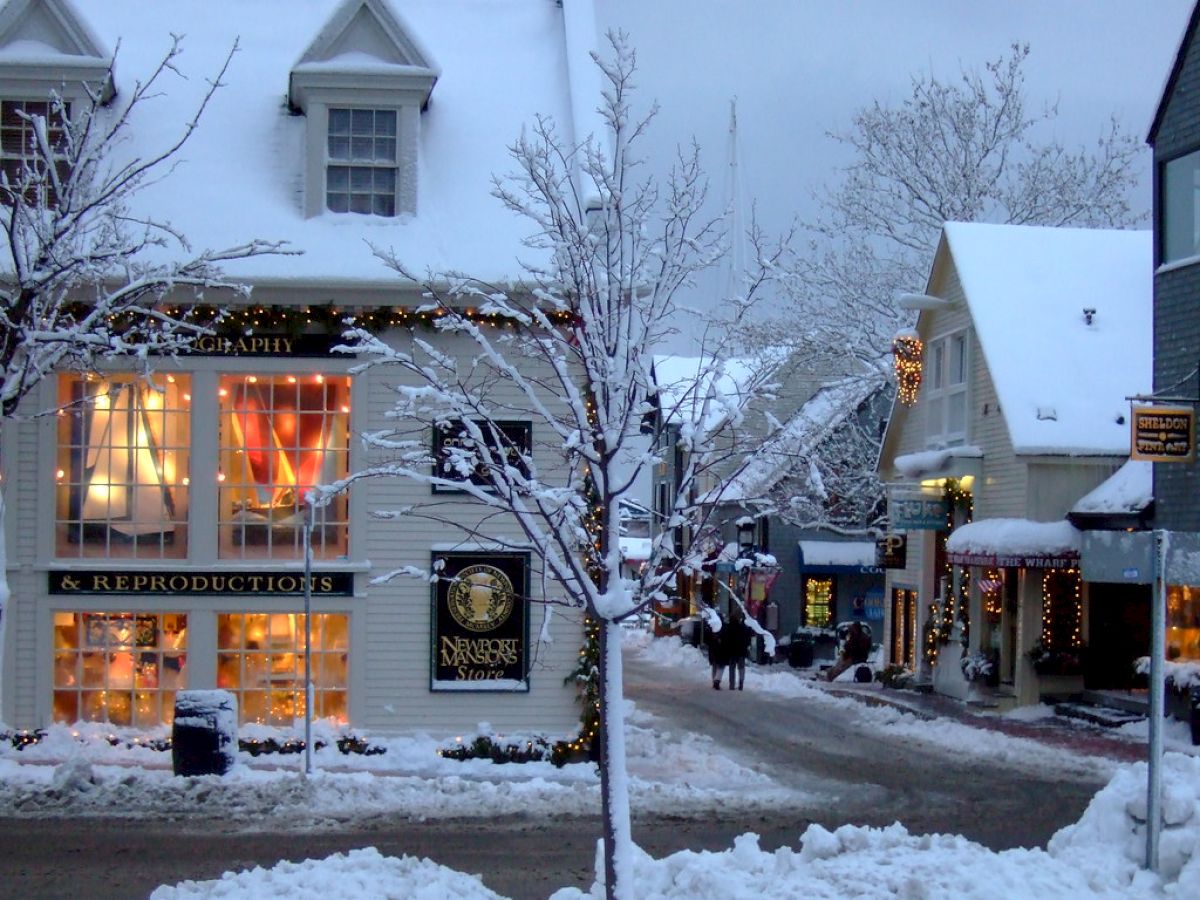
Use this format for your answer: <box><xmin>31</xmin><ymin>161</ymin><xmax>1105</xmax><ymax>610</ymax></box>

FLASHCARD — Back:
<box><xmin>595</xmin><ymin>1</ymin><xmax>1194</xmax><ymax>344</ymax></box>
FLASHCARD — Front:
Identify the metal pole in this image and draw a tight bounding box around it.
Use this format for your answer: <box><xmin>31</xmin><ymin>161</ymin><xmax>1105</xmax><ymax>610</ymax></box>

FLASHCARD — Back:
<box><xmin>303</xmin><ymin>500</ymin><xmax>314</xmax><ymax>777</ymax></box>
<box><xmin>1146</xmin><ymin>529</ymin><xmax>1166</xmax><ymax>871</ymax></box>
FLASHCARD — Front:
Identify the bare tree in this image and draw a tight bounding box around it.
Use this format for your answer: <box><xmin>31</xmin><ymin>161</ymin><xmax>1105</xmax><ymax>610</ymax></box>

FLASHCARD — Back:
<box><xmin>0</xmin><ymin>39</ymin><xmax>291</xmax><ymax>690</ymax></box>
<box><xmin>738</xmin><ymin>43</ymin><xmax>1144</xmax><ymax>526</ymax></box>
<box><xmin>323</xmin><ymin>33</ymin><xmax>785</xmax><ymax>900</ymax></box>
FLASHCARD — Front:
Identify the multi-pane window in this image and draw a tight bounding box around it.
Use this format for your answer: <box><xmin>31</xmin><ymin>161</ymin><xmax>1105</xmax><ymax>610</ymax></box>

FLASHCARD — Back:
<box><xmin>0</xmin><ymin>99</ymin><xmax>69</xmax><ymax>204</ymax></box>
<box><xmin>925</xmin><ymin>332</ymin><xmax>967</xmax><ymax>445</ymax></box>
<box><xmin>53</xmin><ymin>612</ymin><xmax>188</xmax><ymax>726</ymax></box>
<box><xmin>216</xmin><ymin>613</ymin><xmax>349</xmax><ymax>726</ymax></box>
<box><xmin>56</xmin><ymin>374</ymin><xmax>191</xmax><ymax>559</ymax></box>
<box><xmin>326</xmin><ymin>108</ymin><xmax>397</xmax><ymax>216</ymax></box>
<box><xmin>1162</xmin><ymin>148</ymin><xmax>1200</xmax><ymax>264</ymax></box>
<box><xmin>218</xmin><ymin>373</ymin><xmax>350</xmax><ymax>560</ymax></box>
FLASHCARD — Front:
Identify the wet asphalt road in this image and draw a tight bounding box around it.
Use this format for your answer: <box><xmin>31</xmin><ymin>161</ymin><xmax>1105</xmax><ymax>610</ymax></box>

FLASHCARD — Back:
<box><xmin>0</xmin><ymin>652</ymin><xmax>1112</xmax><ymax>899</ymax></box>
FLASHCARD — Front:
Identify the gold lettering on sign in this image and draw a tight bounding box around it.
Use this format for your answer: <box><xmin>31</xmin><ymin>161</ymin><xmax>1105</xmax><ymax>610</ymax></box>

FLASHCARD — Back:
<box><xmin>193</xmin><ymin>334</ymin><xmax>296</xmax><ymax>355</ymax></box>
<box><xmin>439</xmin><ymin>635</ymin><xmax>520</xmax><ymax>669</ymax></box>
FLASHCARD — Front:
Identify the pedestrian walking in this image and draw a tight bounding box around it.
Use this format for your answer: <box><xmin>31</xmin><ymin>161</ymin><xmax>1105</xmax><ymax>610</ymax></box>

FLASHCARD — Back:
<box><xmin>704</xmin><ymin>612</ymin><xmax>728</xmax><ymax>689</ymax></box>
<box><xmin>723</xmin><ymin>610</ymin><xmax>753</xmax><ymax>690</ymax></box>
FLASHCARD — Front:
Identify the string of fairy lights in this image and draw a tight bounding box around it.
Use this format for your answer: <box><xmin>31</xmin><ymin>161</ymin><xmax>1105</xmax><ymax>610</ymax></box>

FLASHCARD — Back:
<box><xmin>1040</xmin><ymin>568</ymin><xmax>1084</xmax><ymax>655</ymax></box>
<box><xmin>893</xmin><ymin>334</ymin><xmax>924</xmax><ymax>406</ymax></box>
<box><xmin>925</xmin><ymin>477</ymin><xmax>973</xmax><ymax>670</ymax></box>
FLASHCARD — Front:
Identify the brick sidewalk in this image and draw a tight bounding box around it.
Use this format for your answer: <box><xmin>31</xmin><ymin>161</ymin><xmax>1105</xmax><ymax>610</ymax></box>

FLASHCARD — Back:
<box><xmin>825</xmin><ymin>683</ymin><xmax>1149</xmax><ymax>763</ymax></box>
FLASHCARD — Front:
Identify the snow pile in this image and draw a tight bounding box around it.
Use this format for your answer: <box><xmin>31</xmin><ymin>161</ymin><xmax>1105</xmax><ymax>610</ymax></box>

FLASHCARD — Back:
<box><xmin>150</xmin><ymin>754</ymin><xmax>1200</xmax><ymax>899</ymax></box>
<box><xmin>152</xmin><ymin>847</ymin><xmax>505</xmax><ymax>899</ymax></box>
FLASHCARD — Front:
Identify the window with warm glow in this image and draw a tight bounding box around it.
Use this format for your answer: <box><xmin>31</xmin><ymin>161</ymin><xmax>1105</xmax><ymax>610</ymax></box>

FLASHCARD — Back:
<box><xmin>55</xmin><ymin>374</ymin><xmax>191</xmax><ymax>559</ymax></box>
<box><xmin>216</xmin><ymin>613</ymin><xmax>349</xmax><ymax>726</ymax></box>
<box><xmin>218</xmin><ymin>373</ymin><xmax>350</xmax><ymax>559</ymax></box>
<box><xmin>1167</xmin><ymin>584</ymin><xmax>1200</xmax><ymax>661</ymax></box>
<box><xmin>804</xmin><ymin>577</ymin><xmax>834</xmax><ymax>628</ymax></box>
<box><xmin>53</xmin><ymin>611</ymin><xmax>188</xmax><ymax>726</ymax></box>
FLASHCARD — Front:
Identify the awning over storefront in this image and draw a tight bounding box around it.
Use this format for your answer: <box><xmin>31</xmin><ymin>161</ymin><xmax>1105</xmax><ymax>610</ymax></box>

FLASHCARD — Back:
<box><xmin>945</xmin><ymin>518</ymin><xmax>1081</xmax><ymax>569</ymax></box>
<box><xmin>798</xmin><ymin>540</ymin><xmax>882</xmax><ymax>575</ymax></box>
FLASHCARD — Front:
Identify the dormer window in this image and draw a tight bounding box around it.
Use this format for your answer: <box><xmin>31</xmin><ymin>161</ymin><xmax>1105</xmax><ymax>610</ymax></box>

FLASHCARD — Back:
<box><xmin>289</xmin><ymin>0</ymin><xmax>438</xmax><ymax>220</ymax></box>
<box><xmin>326</xmin><ymin>107</ymin><xmax>397</xmax><ymax>215</ymax></box>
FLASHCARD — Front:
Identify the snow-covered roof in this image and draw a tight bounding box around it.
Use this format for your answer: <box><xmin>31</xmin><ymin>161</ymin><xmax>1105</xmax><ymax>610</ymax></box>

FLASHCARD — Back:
<box><xmin>946</xmin><ymin>517</ymin><xmax>1081</xmax><ymax>567</ymax></box>
<box><xmin>1071</xmin><ymin>460</ymin><xmax>1152</xmax><ymax>517</ymax></box>
<box><xmin>941</xmin><ymin>222</ymin><xmax>1152</xmax><ymax>457</ymax></box>
<box><xmin>798</xmin><ymin>540</ymin><xmax>875</xmax><ymax>568</ymax></box>
<box><xmin>618</xmin><ymin>536</ymin><xmax>651</xmax><ymax>563</ymax></box>
<box><xmin>7</xmin><ymin>0</ymin><xmax>576</xmax><ymax>285</ymax></box>
<box><xmin>893</xmin><ymin>446</ymin><xmax>983</xmax><ymax>479</ymax></box>
<box><xmin>713</xmin><ymin>376</ymin><xmax>883</xmax><ymax>503</ymax></box>
<box><xmin>652</xmin><ymin>355</ymin><xmax>762</xmax><ymax>426</ymax></box>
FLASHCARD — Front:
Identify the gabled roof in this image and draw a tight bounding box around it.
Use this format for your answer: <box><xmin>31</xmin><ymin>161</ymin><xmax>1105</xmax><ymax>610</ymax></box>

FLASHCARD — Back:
<box><xmin>944</xmin><ymin>223</ymin><xmax>1151</xmax><ymax>456</ymax></box>
<box><xmin>1</xmin><ymin>0</ymin><xmax>575</xmax><ymax>285</ymax></box>
<box><xmin>1148</xmin><ymin>0</ymin><xmax>1200</xmax><ymax>145</ymax></box>
<box><xmin>0</xmin><ymin>0</ymin><xmax>107</xmax><ymax>61</ymax></box>
<box><xmin>713</xmin><ymin>375</ymin><xmax>886</xmax><ymax>504</ymax></box>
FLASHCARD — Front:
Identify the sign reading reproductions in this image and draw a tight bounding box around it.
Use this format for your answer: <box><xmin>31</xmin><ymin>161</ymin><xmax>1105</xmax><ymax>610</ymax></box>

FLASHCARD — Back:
<box><xmin>1131</xmin><ymin>405</ymin><xmax>1194</xmax><ymax>462</ymax></box>
<box><xmin>49</xmin><ymin>570</ymin><xmax>353</xmax><ymax>595</ymax></box>
<box><xmin>431</xmin><ymin>553</ymin><xmax>529</xmax><ymax>691</ymax></box>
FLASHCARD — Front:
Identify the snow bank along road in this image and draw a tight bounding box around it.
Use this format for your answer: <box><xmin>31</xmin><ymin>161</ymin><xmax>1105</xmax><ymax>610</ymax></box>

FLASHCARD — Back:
<box><xmin>0</xmin><ymin>645</ymin><xmax>1128</xmax><ymax>899</ymax></box>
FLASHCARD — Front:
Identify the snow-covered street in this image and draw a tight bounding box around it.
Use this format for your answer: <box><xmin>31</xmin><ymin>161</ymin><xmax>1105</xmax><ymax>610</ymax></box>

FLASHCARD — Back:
<box><xmin>1</xmin><ymin>630</ymin><xmax>1197</xmax><ymax>898</ymax></box>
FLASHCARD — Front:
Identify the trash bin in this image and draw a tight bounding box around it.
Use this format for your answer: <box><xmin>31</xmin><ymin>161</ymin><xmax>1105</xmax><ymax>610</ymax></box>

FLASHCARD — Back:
<box><xmin>1191</xmin><ymin>687</ymin><xmax>1200</xmax><ymax>747</ymax></box>
<box><xmin>172</xmin><ymin>689</ymin><xmax>238</xmax><ymax>777</ymax></box>
<box><xmin>788</xmin><ymin>633</ymin><xmax>814</xmax><ymax>668</ymax></box>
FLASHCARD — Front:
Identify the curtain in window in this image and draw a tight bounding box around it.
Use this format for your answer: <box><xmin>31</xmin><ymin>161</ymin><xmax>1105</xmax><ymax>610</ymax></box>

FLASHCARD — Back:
<box><xmin>80</xmin><ymin>382</ymin><xmax>176</xmax><ymax>536</ymax></box>
<box><xmin>228</xmin><ymin>383</ymin><xmax>335</xmax><ymax>509</ymax></box>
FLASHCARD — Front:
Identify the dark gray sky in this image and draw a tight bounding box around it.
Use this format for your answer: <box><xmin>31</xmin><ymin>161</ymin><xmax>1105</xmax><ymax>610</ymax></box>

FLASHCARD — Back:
<box><xmin>598</xmin><ymin>1</ymin><xmax>1193</xmax><ymax>343</ymax></box>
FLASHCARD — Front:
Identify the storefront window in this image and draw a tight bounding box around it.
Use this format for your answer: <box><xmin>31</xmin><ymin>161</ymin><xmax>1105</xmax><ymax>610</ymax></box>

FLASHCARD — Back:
<box><xmin>53</xmin><ymin>612</ymin><xmax>188</xmax><ymax>726</ymax></box>
<box><xmin>804</xmin><ymin>577</ymin><xmax>834</xmax><ymax>628</ymax></box>
<box><xmin>55</xmin><ymin>374</ymin><xmax>191</xmax><ymax>559</ymax></box>
<box><xmin>218</xmin><ymin>374</ymin><xmax>350</xmax><ymax>559</ymax></box>
<box><xmin>216</xmin><ymin>613</ymin><xmax>349</xmax><ymax>725</ymax></box>
<box><xmin>1167</xmin><ymin>584</ymin><xmax>1200</xmax><ymax>661</ymax></box>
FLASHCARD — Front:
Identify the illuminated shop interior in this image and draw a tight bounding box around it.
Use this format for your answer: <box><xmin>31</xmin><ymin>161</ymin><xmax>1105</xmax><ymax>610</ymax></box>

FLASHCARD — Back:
<box><xmin>1167</xmin><ymin>584</ymin><xmax>1200</xmax><ymax>661</ymax></box>
<box><xmin>56</xmin><ymin>374</ymin><xmax>191</xmax><ymax>559</ymax></box>
<box><xmin>218</xmin><ymin>373</ymin><xmax>350</xmax><ymax>559</ymax></box>
<box><xmin>53</xmin><ymin>612</ymin><xmax>188</xmax><ymax>726</ymax></box>
<box><xmin>804</xmin><ymin>577</ymin><xmax>833</xmax><ymax>628</ymax></box>
<box><xmin>217</xmin><ymin>613</ymin><xmax>349</xmax><ymax>726</ymax></box>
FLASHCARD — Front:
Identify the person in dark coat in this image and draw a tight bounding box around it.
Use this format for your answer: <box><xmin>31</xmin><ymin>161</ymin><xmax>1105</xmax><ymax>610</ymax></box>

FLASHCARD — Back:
<box><xmin>722</xmin><ymin>609</ymin><xmax>753</xmax><ymax>690</ymax></box>
<box><xmin>827</xmin><ymin>621</ymin><xmax>872</xmax><ymax>682</ymax></box>
<box><xmin>704</xmin><ymin>613</ymin><xmax>728</xmax><ymax>689</ymax></box>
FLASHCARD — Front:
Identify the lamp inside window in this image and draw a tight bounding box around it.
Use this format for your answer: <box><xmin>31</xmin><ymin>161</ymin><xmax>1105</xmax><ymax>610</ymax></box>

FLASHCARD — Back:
<box><xmin>55</xmin><ymin>374</ymin><xmax>190</xmax><ymax>559</ymax></box>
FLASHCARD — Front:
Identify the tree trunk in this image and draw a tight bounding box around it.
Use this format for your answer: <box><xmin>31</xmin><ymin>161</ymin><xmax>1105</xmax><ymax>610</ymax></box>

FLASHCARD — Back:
<box><xmin>597</xmin><ymin>618</ymin><xmax>634</xmax><ymax>899</ymax></box>
<box><xmin>0</xmin><ymin>481</ymin><xmax>9</xmax><ymax>713</ymax></box>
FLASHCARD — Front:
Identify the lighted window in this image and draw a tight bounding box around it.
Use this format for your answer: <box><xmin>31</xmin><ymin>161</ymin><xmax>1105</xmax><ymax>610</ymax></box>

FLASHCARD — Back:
<box><xmin>1166</xmin><ymin>584</ymin><xmax>1200</xmax><ymax>661</ymax></box>
<box><xmin>1162</xmin><ymin>148</ymin><xmax>1200</xmax><ymax>264</ymax></box>
<box><xmin>218</xmin><ymin>373</ymin><xmax>350</xmax><ymax>560</ymax></box>
<box><xmin>56</xmin><ymin>374</ymin><xmax>191</xmax><ymax>559</ymax></box>
<box><xmin>0</xmin><ymin>99</ymin><xmax>69</xmax><ymax>206</ymax></box>
<box><xmin>216</xmin><ymin>613</ymin><xmax>349</xmax><ymax>726</ymax></box>
<box><xmin>326</xmin><ymin>108</ymin><xmax>397</xmax><ymax>216</ymax></box>
<box><xmin>805</xmin><ymin>577</ymin><xmax>834</xmax><ymax>628</ymax></box>
<box><xmin>53</xmin><ymin>612</ymin><xmax>188</xmax><ymax>726</ymax></box>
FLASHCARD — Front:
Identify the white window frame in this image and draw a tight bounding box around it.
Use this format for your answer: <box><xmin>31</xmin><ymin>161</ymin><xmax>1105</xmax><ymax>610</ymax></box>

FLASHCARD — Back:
<box><xmin>924</xmin><ymin>330</ymin><xmax>969</xmax><ymax>446</ymax></box>
<box><xmin>324</xmin><ymin>106</ymin><xmax>399</xmax><ymax>217</ymax></box>
<box><xmin>1162</xmin><ymin>147</ymin><xmax>1200</xmax><ymax>265</ymax></box>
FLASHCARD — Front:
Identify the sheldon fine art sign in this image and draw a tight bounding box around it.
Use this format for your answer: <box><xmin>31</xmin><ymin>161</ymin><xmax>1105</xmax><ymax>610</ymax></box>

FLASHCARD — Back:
<box><xmin>431</xmin><ymin>553</ymin><xmax>529</xmax><ymax>691</ymax></box>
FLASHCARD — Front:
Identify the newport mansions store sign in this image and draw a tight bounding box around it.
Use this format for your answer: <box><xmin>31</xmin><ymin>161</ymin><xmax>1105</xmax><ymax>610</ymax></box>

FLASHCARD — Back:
<box><xmin>48</xmin><ymin>570</ymin><xmax>354</xmax><ymax>596</ymax></box>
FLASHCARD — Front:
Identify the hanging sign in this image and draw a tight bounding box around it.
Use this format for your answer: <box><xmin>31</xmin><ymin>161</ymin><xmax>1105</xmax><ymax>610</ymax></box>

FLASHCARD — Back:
<box><xmin>431</xmin><ymin>553</ymin><xmax>529</xmax><ymax>691</ymax></box>
<box><xmin>890</xmin><ymin>491</ymin><xmax>949</xmax><ymax>530</ymax></box>
<box><xmin>875</xmin><ymin>534</ymin><xmax>907</xmax><ymax>569</ymax></box>
<box><xmin>1131</xmin><ymin>405</ymin><xmax>1194</xmax><ymax>462</ymax></box>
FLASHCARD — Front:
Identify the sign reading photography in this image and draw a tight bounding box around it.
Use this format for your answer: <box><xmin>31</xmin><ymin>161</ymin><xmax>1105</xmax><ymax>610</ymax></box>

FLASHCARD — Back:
<box><xmin>1131</xmin><ymin>405</ymin><xmax>1195</xmax><ymax>462</ymax></box>
<box><xmin>49</xmin><ymin>570</ymin><xmax>354</xmax><ymax>596</ymax></box>
<box><xmin>431</xmin><ymin>553</ymin><xmax>529</xmax><ymax>691</ymax></box>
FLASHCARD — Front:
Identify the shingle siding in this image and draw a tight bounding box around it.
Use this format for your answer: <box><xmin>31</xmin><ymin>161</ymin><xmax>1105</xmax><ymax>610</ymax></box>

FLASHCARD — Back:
<box><xmin>1153</xmin><ymin>20</ymin><xmax>1200</xmax><ymax>533</ymax></box>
